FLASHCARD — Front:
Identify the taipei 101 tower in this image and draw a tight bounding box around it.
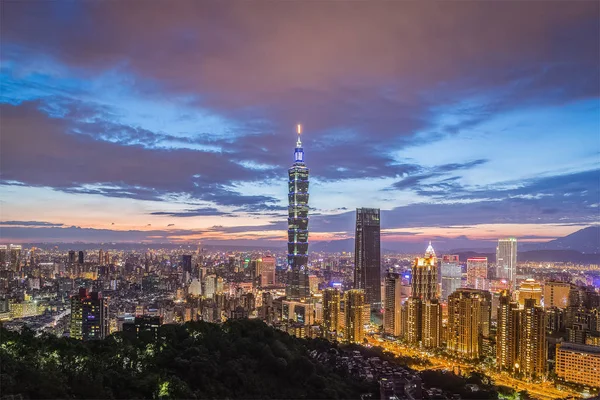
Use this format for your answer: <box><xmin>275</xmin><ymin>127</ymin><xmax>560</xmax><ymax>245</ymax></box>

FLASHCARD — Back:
<box><xmin>286</xmin><ymin>124</ymin><xmax>310</xmax><ymax>300</ymax></box>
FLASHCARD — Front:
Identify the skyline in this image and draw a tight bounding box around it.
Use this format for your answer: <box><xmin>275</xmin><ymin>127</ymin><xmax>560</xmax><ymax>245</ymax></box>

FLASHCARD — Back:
<box><xmin>1</xmin><ymin>2</ymin><xmax>599</xmax><ymax>246</ymax></box>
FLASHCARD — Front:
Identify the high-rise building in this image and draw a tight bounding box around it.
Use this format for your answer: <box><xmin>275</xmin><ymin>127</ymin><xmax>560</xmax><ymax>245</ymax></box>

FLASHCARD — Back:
<box><xmin>260</xmin><ymin>256</ymin><xmax>276</xmax><ymax>287</ymax></box>
<box><xmin>421</xmin><ymin>299</ymin><xmax>442</xmax><ymax>349</ymax></box>
<box><xmin>555</xmin><ymin>343</ymin><xmax>600</xmax><ymax>388</ymax></box>
<box><xmin>68</xmin><ymin>250</ymin><xmax>76</xmax><ymax>264</ymax></box>
<box><xmin>543</xmin><ymin>281</ymin><xmax>573</xmax><ymax>309</ymax></box>
<box><xmin>354</xmin><ymin>208</ymin><xmax>381</xmax><ymax>309</ymax></box>
<box><xmin>287</xmin><ymin>124</ymin><xmax>310</xmax><ymax>300</ymax></box>
<box><xmin>517</xmin><ymin>279</ymin><xmax>542</xmax><ymax>306</ymax></box>
<box><xmin>182</xmin><ymin>255</ymin><xmax>192</xmax><ymax>274</ymax></box>
<box><xmin>440</xmin><ymin>255</ymin><xmax>461</xmax><ymax>301</ymax></box>
<box><xmin>496</xmin><ymin>238</ymin><xmax>517</xmax><ymax>289</ymax></box>
<box><xmin>0</xmin><ymin>245</ymin><xmax>7</xmax><ymax>269</ymax></box>
<box><xmin>345</xmin><ymin>289</ymin><xmax>366</xmax><ymax>344</ymax></box>
<box><xmin>70</xmin><ymin>288</ymin><xmax>109</xmax><ymax>340</ymax></box>
<box><xmin>496</xmin><ymin>290</ymin><xmax>520</xmax><ymax>371</ymax></box>
<box><xmin>412</xmin><ymin>242</ymin><xmax>437</xmax><ymax>300</ymax></box>
<box><xmin>466</xmin><ymin>257</ymin><xmax>488</xmax><ymax>290</ymax></box>
<box><xmin>447</xmin><ymin>288</ymin><xmax>491</xmax><ymax>360</ymax></box>
<box><xmin>99</xmin><ymin>249</ymin><xmax>104</xmax><ymax>264</ymax></box>
<box><xmin>405</xmin><ymin>297</ymin><xmax>422</xmax><ymax>344</ymax></box>
<box><xmin>123</xmin><ymin>315</ymin><xmax>162</xmax><ymax>341</ymax></box>
<box><xmin>8</xmin><ymin>245</ymin><xmax>21</xmax><ymax>271</ymax></box>
<box><xmin>384</xmin><ymin>272</ymin><xmax>402</xmax><ymax>336</ymax></box>
<box><xmin>78</xmin><ymin>250</ymin><xmax>85</xmax><ymax>265</ymax></box>
<box><xmin>519</xmin><ymin>298</ymin><xmax>547</xmax><ymax>380</ymax></box>
<box><xmin>323</xmin><ymin>287</ymin><xmax>341</xmax><ymax>340</ymax></box>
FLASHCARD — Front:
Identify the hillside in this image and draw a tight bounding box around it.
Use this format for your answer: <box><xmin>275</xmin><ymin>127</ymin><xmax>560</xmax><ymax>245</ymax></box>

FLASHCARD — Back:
<box><xmin>531</xmin><ymin>226</ymin><xmax>600</xmax><ymax>253</ymax></box>
<box><xmin>0</xmin><ymin>320</ymin><xmax>375</xmax><ymax>399</ymax></box>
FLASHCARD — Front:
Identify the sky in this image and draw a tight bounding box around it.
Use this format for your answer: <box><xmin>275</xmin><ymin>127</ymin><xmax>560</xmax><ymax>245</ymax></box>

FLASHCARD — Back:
<box><xmin>0</xmin><ymin>1</ymin><xmax>599</xmax><ymax>248</ymax></box>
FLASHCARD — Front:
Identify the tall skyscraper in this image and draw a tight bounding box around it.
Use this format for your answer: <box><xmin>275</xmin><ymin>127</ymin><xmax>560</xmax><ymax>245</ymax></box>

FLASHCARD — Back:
<box><xmin>421</xmin><ymin>299</ymin><xmax>442</xmax><ymax>349</ymax></box>
<box><xmin>78</xmin><ymin>250</ymin><xmax>85</xmax><ymax>265</ymax></box>
<box><xmin>323</xmin><ymin>287</ymin><xmax>341</xmax><ymax>340</ymax></box>
<box><xmin>354</xmin><ymin>208</ymin><xmax>381</xmax><ymax>309</ymax></box>
<box><xmin>467</xmin><ymin>257</ymin><xmax>488</xmax><ymax>290</ymax></box>
<box><xmin>68</xmin><ymin>250</ymin><xmax>76</xmax><ymax>263</ymax></box>
<box><xmin>496</xmin><ymin>290</ymin><xmax>520</xmax><ymax>371</ymax></box>
<box><xmin>384</xmin><ymin>272</ymin><xmax>402</xmax><ymax>337</ymax></box>
<box><xmin>182</xmin><ymin>255</ymin><xmax>192</xmax><ymax>274</ymax></box>
<box><xmin>447</xmin><ymin>288</ymin><xmax>492</xmax><ymax>360</ymax></box>
<box><xmin>519</xmin><ymin>298</ymin><xmax>547</xmax><ymax>380</ymax></box>
<box><xmin>440</xmin><ymin>255</ymin><xmax>461</xmax><ymax>301</ymax></box>
<box><xmin>345</xmin><ymin>289</ymin><xmax>366</xmax><ymax>344</ymax></box>
<box><xmin>70</xmin><ymin>288</ymin><xmax>109</xmax><ymax>340</ymax></box>
<box><xmin>496</xmin><ymin>238</ymin><xmax>517</xmax><ymax>289</ymax></box>
<box><xmin>412</xmin><ymin>242</ymin><xmax>437</xmax><ymax>300</ymax></box>
<box><xmin>287</xmin><ymin>124</ymin><xmax>310</xmax><ymax>300</ymax></box>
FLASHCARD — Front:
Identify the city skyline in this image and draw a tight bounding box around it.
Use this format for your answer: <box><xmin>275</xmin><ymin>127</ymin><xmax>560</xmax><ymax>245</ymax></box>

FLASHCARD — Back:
<box><xmin>1</xmin><ymin>2</ymin><xmax>599</xmax><ymax>247</ymax></box>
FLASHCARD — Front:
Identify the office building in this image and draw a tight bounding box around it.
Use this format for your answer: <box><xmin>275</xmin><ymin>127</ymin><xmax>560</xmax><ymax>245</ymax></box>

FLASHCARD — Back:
<box><xmin>354</xmin><ymin>208</ymin><xmax>381</xmax><ymax>309</ymax></box>
<box><xmin>287</xmin><ymin>124</ymin><xmax>310</xmax><ymax>300</ymax></box>
<box><xmin>182</xmin><ymin>255</ymin><xmax>192</xmax><ymax>274</ymax></box>
<box><xmin>517</xmin><ymin>279</ymin><xmax>542</xmax><ymax>306</ymax></box>
<box><xmin>78</xmin><ymin>250</ymin><xmax>85</xmax><ymax>264</ymax></box>
<box><xmin>123</xmin><ymin>315</ymin><xmax>162</xmax><ymax>341</ymax></box>
<box><xmin>345</xmin><ymin>289</ymin><xmax>366</xmax><ymax>344</ymax></box>
<box><xmin>70</xmin><ymin>288</ymin><xmax>109</xmax><ymax>340</ymax></box>
<box><xmin>384</xmin><ymin>272</ymin><xmax>402</xmax><ymax>336</ymax></box>
<box><xmin>440</xmin><ymin>255</ymin><xmax>461</xmax><ymax>301</ymax></box>
<box><xmin>467</xmin><ymin>257</ymin><xmax>488</xmax><ymax>290</ymax></box>
<box><xmin>555</xmin><ymin>343</ymin><xmax>600</xmax><ymax>388</ymax></box>
<box><xmin>447</xmin><ymin>288</ymin><xmax>492</xmax><ymax>360</ymax></box>
<box><xmin>496</xmin><ymin>238</ymin><xmax>517</xmax><ymax>288</ymax></box>
<box><xmin>68</xmin><ymin>250</ymin><xmax>76</xmax><ymax>264</ymax></box>
<box><xmin>323</xmin><ymin>287</ymin><xmax>341</xmax><ymax>340</ymax></box>
<box><xmin>260</xmin><ymin>256</ymin><xmax>276</xmax><ymax>287</ymax></box>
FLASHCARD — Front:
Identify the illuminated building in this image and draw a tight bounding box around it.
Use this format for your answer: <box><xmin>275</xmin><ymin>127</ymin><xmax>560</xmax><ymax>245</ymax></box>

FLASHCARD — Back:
<box><xmin>496</xmin><ymin>238</ymin><xmax>517</xmax><ymax>289</ymax></box>
<box><xmin>354</xmin><ymin>208</ymin><xmax>381</xmax><ymax>309</ymax></box>
<box><xmin>543</xmin><ymin>280</ymin><xmax>573</xmax><ymax>309</ymax></box>
<box><xmin>70</xmin><ymin>288</ymin><xmax>109</xmax><ymax>340</ymax></box>
<box><xmin>123</xmin><ymin>315</ymin><xmax>162</xmax><ymax>340</ymax></box>
<box><xmin>518</xmin><ymin>298</ymin><xmax>547</xmax><ymax>380</ymax></box>
<box><xmin>287</xmin><ymin>124</ymin><xmax>310</xmax><ymax>300</ymax></box>
<box><xmin>0</xmin><ymin>245</ymin><xmax>6</xmax><ymax>269</ymax></box>
<box><xmin>308</xmin><ymin>274</ymin><xmax>319</xmax><ymax>294</ymax></box>
<box><xmin>260</xmin><ymin>256</ymin><xmax>276</xmax><ymax>287</ymax></box>
<box><xmin>496</xmin><ymin>290</ymin><xmax>520</xmax><ymax>371</ymax></box>
<box><xmin>99</xmin><ymin>249</ymin><xmax>104</xmax><ymax>264</ymax></box>
<box><xmin>9</xmin><ymin>301</ymin><xmax>38</xmax><ymax>319</ymax></box>
<box><xmin>412</xmin><ymin>242</ymin><xmax>438</xmax><ymax>300</ymax></box>
<box><xmin>440</xmin><ymin>255</ymin><xmax>461</xmax><ymax>300</ymax></box>
<box><xmin>447</xmin><ymin>288</ymin><xmax>492</xmax><ymax>360</ymax></box>
<box><xmin>517</xmin><ymin>278</ymin><xmax>542</xmax><ymax>306</ymax></box>
<box><xmin>383</xmin><ymin>272</ymin><xmax>402</xmax><ymax>336</ymax></box>
<box><xmin>323</xmin><ymin>287</ymin><xmax>341</xmax><ymax>340</ymax></box>
<box><xmin>555</xmin><ymin>343</ymin><xmax>600</xmax><ymax>388</ymax></box>
<box><xmin>405</xmin><ymin>297</ymin><xmax>422</xmax><ymax>344</ymax></box>
<box><xmin>345</xmin><ymin>289</ymin><xmax>366</xmax><ymax>344</ymax></box>
<box><xmin>421</xmin><ymin>299</ymin><xmax>442</xmax><ymax>349</ymax></box>
<box><xmin>466</xmin><ymin>257</ymin><xmax>488</xmax><ymax>290</ymax></box>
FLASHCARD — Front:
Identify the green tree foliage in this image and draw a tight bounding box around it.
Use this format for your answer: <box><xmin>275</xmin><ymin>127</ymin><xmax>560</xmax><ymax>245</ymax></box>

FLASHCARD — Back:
<box><xmin>0</xmin><ymin>320</ymin><xmax>376</xmax><ymax>399</ymax></box>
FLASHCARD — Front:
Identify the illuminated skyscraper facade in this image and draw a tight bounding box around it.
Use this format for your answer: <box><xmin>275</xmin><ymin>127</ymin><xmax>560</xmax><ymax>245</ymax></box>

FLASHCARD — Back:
<box><xmin>287</xmin><ymin>125</ymin><xmax>310</xmax><ymax>300</ymax></box>
<box><xmin>323</xmin><ymin>287</ymin><xmax>341</xmax><ymax>340</ymax></box>
<box><xmin>519</xmin><ymin>298</ymin><xmax>547</xmax><ymax>380</ymax></box>
<box><xmin>496</xmin><ymin>238</ymin><xmax>517</xmax><ymax>288</ymax></box>
<box><xmin>440</xmin><ymin>255</ymin><xmax>461</xmax><ymax>301</ymax></box>
<box><xmin>384</xmin><ymin>272</ymin><xmax>402</xmax><ymax>336</ymax></box>
<box><xmin>354</xmin><ymin>208</ymin><xmax>381</xmax><ymax>309</ymax></box>
<box><xmin>496</xmin><ymin>290</ymin><xmax>520</xmax><ymax>371</ymax></box>
<box><xmin>412</xmin><ymin>242</ymin><xmax>438</xmax><ymax>300</ymax></box>
<box><xmin>467</xmin><ymin>257</ymin><xmax>488</xmax><ymax>290</ymax></box>
<box><xmin>70</xmin><ymin>288</ymin><xmax>109</xmax><ymax>340</ymax></box>
<box><xmin>447</xmin><ymin>288</ymin><xmax>491</xmax><ymax>360</ymax></box>
<box><xmin>345</xmin><ymin>289</ymin><xmax>366</xmax><ymax>344</ymax></box>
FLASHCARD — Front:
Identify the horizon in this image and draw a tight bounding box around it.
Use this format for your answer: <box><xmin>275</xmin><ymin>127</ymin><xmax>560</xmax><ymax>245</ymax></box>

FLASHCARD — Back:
<box><xmin>1</xmin><ymin>2</ymin><xmax>599</xmax><ymax>245</ymax></box>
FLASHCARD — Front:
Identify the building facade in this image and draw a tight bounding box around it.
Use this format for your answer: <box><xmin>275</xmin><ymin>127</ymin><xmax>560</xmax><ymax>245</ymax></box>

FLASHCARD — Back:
<box><xmin>447</xmin><ymin>288</ymin><xmax>492</xmax><ymax>360</ymax></box>
<box><xmin>440</xmin><ymin>255</ymin><xmax>461</xmax><ymax>301</ymax></box>
<box><xmin>384</xmin><ymin>272</ymin><xmax>402</xmax><ymax>336</ymax></box>
<box><xmin>345</xmin><ymin>289</ymin><xmax>366</xmax><ymax>344</ymax></box>
<box><xmin>70</xmin><ymin>288</ymin><xmax>109</xmax><ymax>340</ymax></box>
<box><xmin>466</xmin><ymin>257</ymin><xmax>488</xmax><ymax>290</ymax></box>
<box><xmin>354</xmin><ymin>208</ymin><xmax>381</xmax><ymax>309</ymax></box>
<box><xmin>496</xmin><ymin>238</ymin><xmax>517</xmax><ymax>288</ymax></box>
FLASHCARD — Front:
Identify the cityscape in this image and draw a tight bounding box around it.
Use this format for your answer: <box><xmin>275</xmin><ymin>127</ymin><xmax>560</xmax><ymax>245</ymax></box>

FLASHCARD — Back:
<box><xmin>1</xmin><ymin>1</ymin><xmax>599</xmax><ymax>400</ymax></box>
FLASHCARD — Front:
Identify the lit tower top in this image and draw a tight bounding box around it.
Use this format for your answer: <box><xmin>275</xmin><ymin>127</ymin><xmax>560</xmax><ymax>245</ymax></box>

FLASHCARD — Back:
<box><xmin>425</xmin><ymin>241</ymin><xmax>436</xmax><ymax>258</ymax></box>
<box><xmin>294</xmin><ymin>123</ymin><xmax>304</xmax><ymax>163</ymax></box>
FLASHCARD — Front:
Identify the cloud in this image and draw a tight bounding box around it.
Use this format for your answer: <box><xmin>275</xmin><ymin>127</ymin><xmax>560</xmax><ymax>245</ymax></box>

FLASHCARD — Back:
<box><xmin>151</xmin><ymin>207</ymin><xmax>227</xmax><ymax>217</ymax></box>
<box><xmin>391</xmin><ymin>159</ymin><xmax>488</xmax><ymax>190</ymax></box>
<box><xmin>0</xmin><ymin>220</ymin><xmax>64</xmax><ymax>227</ymax></box>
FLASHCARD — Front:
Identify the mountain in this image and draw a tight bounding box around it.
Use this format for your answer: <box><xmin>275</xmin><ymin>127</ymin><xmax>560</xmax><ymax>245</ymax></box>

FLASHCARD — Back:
<box><xmin>530</xmin><ymin>226</ymin><xmax>600</xmax><ymax>253</ymax></box>
<box><xmin>453</xmin><ymin>250</ymin><xmax>600</xmax><ymax>264</ymax></box>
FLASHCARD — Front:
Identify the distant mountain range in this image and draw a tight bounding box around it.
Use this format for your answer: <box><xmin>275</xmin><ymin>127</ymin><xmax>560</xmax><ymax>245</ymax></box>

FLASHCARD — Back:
<box><xmin>525</xmin><ymin>226</ymin><xmax>600</xmax><ymax>253</ymax></box>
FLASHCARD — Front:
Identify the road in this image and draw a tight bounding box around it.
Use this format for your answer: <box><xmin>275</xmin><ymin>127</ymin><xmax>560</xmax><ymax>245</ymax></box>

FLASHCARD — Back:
<box><xmin>365</xmin><ymin>335</ymin><xmax>582</xmax><ymax>400</ymax></box>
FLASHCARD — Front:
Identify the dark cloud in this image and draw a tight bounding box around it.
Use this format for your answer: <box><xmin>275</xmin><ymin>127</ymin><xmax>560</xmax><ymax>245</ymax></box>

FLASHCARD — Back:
<box><xmin>150</xmin><ymin>207</ymin><xmax>227</xmax><ymax>217</ymax></box>
<box><xmin>0</xmin><ymin>220</ymin><xmax>64</xmax><ymax>227</ymax></box>
<box><xmin>392</xmin><ymin>159</ymin><xmax>488</xmax><ymax>190</ymax></box>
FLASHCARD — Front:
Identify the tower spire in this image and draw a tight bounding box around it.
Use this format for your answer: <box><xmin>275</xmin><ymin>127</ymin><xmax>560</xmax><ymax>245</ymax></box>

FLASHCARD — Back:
<box><xmin>294</xmin><ymin>124</ymin><xmax>304</xmax><ymax>163</ymax></box>
<box><xmin>296</xmin><ymin>124</ymin><xmax>302</xmax><ymax>147</ymax></box>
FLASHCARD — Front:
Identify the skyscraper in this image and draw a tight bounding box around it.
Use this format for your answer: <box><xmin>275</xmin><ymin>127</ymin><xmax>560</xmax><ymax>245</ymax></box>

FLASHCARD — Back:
<box><xmin>182</xmin><ymin>255</ymin><xmax>192</xmax><ymax>274</ymax></box>
<box><xmin>70</xmin><ymin>288</ymin><xmax>109</xmax><ymax>340</ymax></box>
<box><xmin>78</xmin><ymin>250</ymin><xmax>85</xmax><ymax>264</ymax></box>
<box><xmin>68</xmin><ymin>250</ymin><xmax>76</xmax><ymax>264</ymax></box>
<box><xmin>496</xmin><ymin>238</ymin><xmax>517</xmax><ymax>288</ymax></box>
<box><xmin>354</xmin><ymin>208</ymin><xmax>381</xmax><ymax>309</ymax></box>
<box><xmin>467</xmin><ymin>257</ymin><xmax>488</xmax><ymax>290</ymax></box>
<box><xmin>323</xmin><ymin>287</ymin><xmax>341</xmax><ymax>340</ymax></box>
<box><xmin>440</xmin><ymin>255</ymin><xmax>461</xmax><ymax>301</ymax></box>
<box><xmin>345</xmin><ymin>289</ymin><xmax>366</xmax><ymax>344</ymax></box>
<box><xmin>517</xmin><ymin>278</ymin><xmax>542</xmax><ymax>306</ymax></box>
<box><xmin>287</xmin><ymin>124</ymin><xmax>310</xmax><ymax>300</ymax></box>
<box><xmin>412</xmin><ymin>242</ymin><xmax>437</xmax><ymax>300</ymax></box>
<box><xmin>421</xmin><ymin>299</ymin><xmax>442</xmax><ymax>349</ymax></box>
<box><xmin>496</xmin><ymin>290</ymin><xmax>520</xmax><ymax>371</ymax></box>
<box><xmin>447</xmin><ymin>288</ymin><xmax>492</xmax><ymax>360</ymax></box>
<box><xmin>384</xmin><ymin>272</ymin><xmax>402</xmax><ymax>336</ymax></box>
<box><xmin>519</xmin><ymin>298</ymin><xmax>547</xmax><ymax>380</ymax></box>
<box><xmin>260</xmin><ymin>256</ymin><xmax>276</xmax><ymax>287</ymax></box>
